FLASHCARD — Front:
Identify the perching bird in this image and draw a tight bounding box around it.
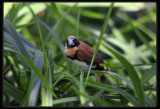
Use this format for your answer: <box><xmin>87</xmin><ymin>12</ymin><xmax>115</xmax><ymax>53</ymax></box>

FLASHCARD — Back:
<box><xmin>64</xmin><ymin>35</ymin><xmax>107</xmax><ymax>71</ymax></box>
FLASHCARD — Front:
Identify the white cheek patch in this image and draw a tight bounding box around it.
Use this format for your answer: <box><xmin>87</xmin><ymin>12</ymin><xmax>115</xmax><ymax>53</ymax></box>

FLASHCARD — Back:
<box><xmin>69</xmin><ymin>59</ymin><xmax>96</xmax><ymax>70</ymax></box>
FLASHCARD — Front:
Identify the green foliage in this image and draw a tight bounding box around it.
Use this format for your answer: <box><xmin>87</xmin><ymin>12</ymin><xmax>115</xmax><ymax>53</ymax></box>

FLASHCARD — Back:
<box><xmin>3</xmin><ymin>2</ymin><xmax>156</xmax><ymax>107</ymax></box>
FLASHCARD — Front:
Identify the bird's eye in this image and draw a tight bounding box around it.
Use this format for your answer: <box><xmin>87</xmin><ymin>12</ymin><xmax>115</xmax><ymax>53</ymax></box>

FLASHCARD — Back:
<box><xmin>73</xmin><ymin>39</ymin><xmax>80</xmax><ymax>46</ymax></box>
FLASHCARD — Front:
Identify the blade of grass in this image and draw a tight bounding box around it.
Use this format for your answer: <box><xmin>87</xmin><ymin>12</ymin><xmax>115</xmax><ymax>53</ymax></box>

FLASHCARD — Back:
<box><xmin>138</xmin><ymin>25</ymin><xmax>156</xmax><ymax>41</ymax></box>
<box><xmin>16</xmin><ymin>3</ymin><xmax>47</xmax><ymax>26</ymax></box>
<box><xmin>29</xmin><ymin>50</ymin><xmax>44</xmax><ymax>106</ymax></box>
<box><xmin>145</xmin><ymin>3</ymin><xmax>156</xmax><ymax>24</ymax></box>
<box><xmin>105</xmin><ymin>37</ymin><xmax>150</xmax><ymax>63</ymax></box>
<box><xmin>4</xmin><ymin>20</ymin><xmax>31</xmax><ymax>60</ymax></box>
<box><xmin>52</xmin><ymin>96</ymin><xmax>80</xmax><ymax>105</ymax></box>
<box><xmin>85</xmin><ymin>3</ymin><xmax>114</xmax><ymax>87</ymax></box>
<box><xmin>76</xmin><ymin>8</ymin><xmax>81</xmax><ymax>36</ymax></box>
<box><xmin>117</xmin><ymin>12</ymin><xmax>155</xmax><ymax>34</ymax></box>
<box><xmin>27</xmin><ymin>4</ymin><xmax>47</xmax><ymax>80</ymax></box>
<box><xmin>102</xmin><ymin>43</ymin><xmax>145</xmax><ymax>106</ymax></box>
<box><xmin>79</xmin><ymin>71</ymin><xmax>88</xmax><ymax>106</ymax></box>
<box><xmin>86</xmin><ymin>80</ymin><xmax>138</xmax><ymax>106</ymax></box>
<box><xmin>15</xmin><ymin>21</ymin><xmax>36</xmax><ymax>29</ymax></box>
<box><xmin>22</xmin><ymin>71</ymin><xmax>37</xmax><ymax>106</ymax></box>
<box><xmin>57</xmin><ymin>5</ymin><xmax>105</xmax><ymax>19</ymax></box>
<box><xmin>3</xmin><ymin>79</ymin><xmax>25</xmax><ymax>103</ymax></box>
<box><xmin>15</xmin><ymin>51</ymin><xmax>57</xmax><ymax>98</ymax></box>
<box><xmin>44</xmin><ymin>3</ymin><xmax>78</xmax><ymax>42</ymax></box>
<box><xmin>72</xmin><ymin>85</ymin><xmax>112</xmax><ymax>106</ymax></box>
<box><xmin>27</xmin><ymin>4</ymin><xmax>53</xmax><ymax>106</ymax></box>
<box><xmin>59</xmin><ymin>72</ymin><xmax>79</xmax><ymax>86</ymax></box>
<box><xmin>104</xmin><ymin>71</ymin><xmax>156</xmax><ymax>106</ymax></box>
<box><xmin>125</xmin><ymin>13</ymin><xmax>156</xmax><ymax>60</ymax></box>
<box><xmin>47</xmin><ymin>49</ymin><xmax>55</xmax><ymax>106</ymax></box>
<box><xmin>38</xmin><ymin>19</ymin><xmax>72</xmax><ymax>71</ymax></box>
<box><xmin>44</xmin><ymin>65</ymin><xmax>52</xmax><ymax>106</ymax></box>
<box><xmin>141</xmin><ymin>63</ymin><xmax>156</xmax><ymax>85</ymax></box>
<box><xmin>144</xmin><ymin>94</ymin><xmax>156</xmax><ymax>106</ymax></box>
<box><xmin>57</xmin><ymin>6</ymin><xmax>91</xmax><ymax>37</ymax></box>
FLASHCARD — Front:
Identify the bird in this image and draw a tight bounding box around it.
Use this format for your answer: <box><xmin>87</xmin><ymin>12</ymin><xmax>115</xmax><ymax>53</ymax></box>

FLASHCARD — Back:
<box><xmin>64</xmin><ymin>35</ymin><xmax>107</xmax><ymax>71</ymax></box>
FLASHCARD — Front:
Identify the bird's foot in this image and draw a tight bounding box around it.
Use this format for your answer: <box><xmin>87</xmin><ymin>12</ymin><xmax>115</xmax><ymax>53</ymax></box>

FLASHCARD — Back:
<box><xmin>94</xmin><ymin>73</ymin><xmax>101</xmax><ymax>82</ymax></box>
<box><xmin>105</xmin><ymin>67</ymin><xmax>114</xmax><ymax>84</ymax></box>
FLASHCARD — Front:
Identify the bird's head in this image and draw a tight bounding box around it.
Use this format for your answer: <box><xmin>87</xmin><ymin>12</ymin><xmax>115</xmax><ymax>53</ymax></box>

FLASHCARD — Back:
<box><xmin>66</xmin><ymin>35</ymin><xmax>80</xmax><ymax>48</ymax></box>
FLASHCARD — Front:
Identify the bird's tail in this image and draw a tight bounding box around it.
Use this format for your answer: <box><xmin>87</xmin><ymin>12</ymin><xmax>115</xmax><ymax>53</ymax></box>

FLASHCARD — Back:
<box><xmin>99</xmin><ymin>63</ymin><xmax>107</xmax><ymax>70</ymax></box>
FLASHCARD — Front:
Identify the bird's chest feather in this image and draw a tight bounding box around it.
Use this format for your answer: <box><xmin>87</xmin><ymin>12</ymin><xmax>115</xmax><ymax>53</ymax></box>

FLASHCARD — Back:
<box><xmin>64</xmin><ymin>47</ymin><xmax>78</xmax><ymax>57</ymax></box>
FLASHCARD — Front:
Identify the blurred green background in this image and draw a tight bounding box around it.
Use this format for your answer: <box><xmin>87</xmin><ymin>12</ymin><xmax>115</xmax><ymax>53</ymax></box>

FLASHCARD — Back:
<box><xmin>3</xmin><ymin>2</ymin><xmax>156</xmax><ymax>107</ymax></box>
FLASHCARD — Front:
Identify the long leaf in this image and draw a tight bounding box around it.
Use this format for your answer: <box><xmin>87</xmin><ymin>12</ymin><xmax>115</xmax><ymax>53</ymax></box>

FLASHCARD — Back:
<box><xmin>141</xmin><ymin>63</ymin><xmax>156</xmax><ymax>85</ymax></box>
<box><xmin>28</xmin><ymin>4</ymin><xmax>53</xmax><ymax>106</ymax></box>
<box><xmin>85</xmin><ymin>3</ymin><xmax>114</xmax><ymax>86</ymax></box>
<box><xmin>15</xmin><ymin>51</ymin><xmax>57</xmax><ymax>98</ymax></box>
<box><xmin>52</xmin><ymin>96</ymin><xmax>80</xmax><ymax>105</ymax></box>
<box><xmin>86</xmin><ymin>80</ymin><xmax>138</xmax><ymax>106</ymax></box>
<box><xmin>38</xmin><ymin>19</ymin><xmax>72</xmax><ymax>71</ymax></box>
<box><xmin>102</xmin><ymin>43</ymin><xmax>145</xmax><ymax>106</ymax></box>
<box><xmin>125</xmin><ymin>13</ymin><xmax>156</xmax><ymax>60</ymax></box>
<box><xmin>3</xmin><ymin>80</ymin><xmax>25</xmax><ymax>103</ymax></box>
<box><xmin>72</xmin><ymin>85</ymin><xmax>111</xmax><ymax>106</ymax></box>
<box><xmin>29</xmin><ymin>50</ymin><xmax>44</xmax><ymax>106</ymax></box>
<box><xmin>4</xmin><ymin>20</ymin><xmax>31</xmax><ymax>60</ymax></box>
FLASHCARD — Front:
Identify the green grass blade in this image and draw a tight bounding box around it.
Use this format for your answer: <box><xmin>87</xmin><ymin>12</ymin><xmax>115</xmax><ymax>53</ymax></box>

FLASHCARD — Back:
<box><xmin>125</xmin><ymin>13</ymin><xmax>156</xmax><ymax>60</ymax></box>
<box><xmin>38</xmin><ymin>19</ymin><xmax>72</xmax><ymax>71</ymax></box>
<box><xmin>85</xmin><ymin>3</ymin><xmax>114</xmax><ymax>87</ymax></box>
<box><xmin>144</xmin><ymin>94</ymin><xmax>156</xmax><ymax>106</ymax></box>
<box><xmin>44</xmin><ymin>3</ymin><xmax>78</xmax><ymax>42</ymax></box>
<box><xmin>27</xmin><ymin>4</ymin><xmax>53</xmax><ymax>106</ymax></box>
<box><xmin>22</xmin><ymin>72</ymin><xmax>37</xmax><ymax>106</ymax></box>
<box><xmin>102</xmin><ymin>43</ymin><xmax>145</xmax><ymax>106</ymax></box>
<box><xmin>79</xmin><ymin>71</ymin><xmax>88</xmax><ymax>106</ymax></box>
<box><xmin>38</xmin><ymin>20</ymin><xmax>66</xmax><ymax>59</ymax></box>
<box><xmin>141</xmin><ymin>63</ymin><xmax>156</xmax><ymax>85</ymax></box>
<box><xmin>15</xmin><ymin>51</ymin><xmax>57</xmax><ymax>98</ymax></box>
<box><xmin>46</xmin><ymin>49</ymin><xmax>54</xmax><ymax>106</ymax></box>
<box><xmin>86</xmin><ymin>80</ymin><xmax>138</xmax><ymax>106</ymax></box>
<box><xmin>3</xmin><ymin>80</ymin><xmax>25</xmax><ymax>103</ymax></box>
<box><xmin>106</xmin><ymin>37</ymin><xmax>150</xmax><ymax>63</ymax></box>
<box><xmin>117</xmin><ymin>12</ymin><xmax>155</xmax><ymax>34</ymax></box>
<box><xmin>76</xmin><ymin>8</ymin><xmax>81</xmax><ymax>36</ymax></box>
<box><xmin>4</xmin><ymin>20</ymin><xmax>31</xmax><ymax>60</ymax></box>
<box><xmin>15</xmin><ymin>21</ymin><xmax>36</xmax><ymax>29</ymax></box>
<box><xmin>108</xmin><ymin>72</ymin><xmax>133</xmax><ymax>90</ymax></box>
<box><xmin>29</xmin><ymin>50</ymin><xmax>44</xmax><ymax>106</ymax></box>
<box><xmin>138</xmin><ymin>25</ymin><xmax>156</xmax><ymax>41</ymax></box>
<box><xmin>57</xmin><ymin>6</ymin><xmax>91</xmax><ymax>37</ymax></box>
<box><xmin>27</xmin><ymin>4</ymin><xmax>48</xmax><ymax>77</ymax></box>
<box><xmin>52</xmin><ymin>96</ymin><xmax>80</xmax><ymax>105</ymax></box>
<box><xmin>72</xmin><ymin>85</ymin><xmax>111</xmax><ymax>106</ymax></box>
<box><xmin>106</xmin><ymin>71</ymin><xmax>155</xmax><ymax>106</ymax></box>
<box><xmin>59</xmin><ymin>72</ymin><xmax>79</xmax><ymax>86</ymax></box>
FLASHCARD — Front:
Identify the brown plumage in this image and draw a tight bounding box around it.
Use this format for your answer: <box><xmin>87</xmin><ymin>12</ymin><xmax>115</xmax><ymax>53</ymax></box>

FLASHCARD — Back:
<box><xmin>78</xmin><ymin>41</ymin><xmax>104</xmax><ymax>65</ymax></box>
<box><xmin>64</xmin><ymin>46</ymin><xmax>78</xmax><ymax>57</ymax></box>
<box><xmin>64</xmin><ymin>35</ymin><xmax>106</xmax><ymax>70</ymax></box>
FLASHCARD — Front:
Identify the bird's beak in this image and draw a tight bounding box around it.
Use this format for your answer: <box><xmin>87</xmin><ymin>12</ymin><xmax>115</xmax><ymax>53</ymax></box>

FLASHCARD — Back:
<box><xmin>68</xmin><ymin>39</ymin><xmax>74</xmax><ymax>45</ymax></box>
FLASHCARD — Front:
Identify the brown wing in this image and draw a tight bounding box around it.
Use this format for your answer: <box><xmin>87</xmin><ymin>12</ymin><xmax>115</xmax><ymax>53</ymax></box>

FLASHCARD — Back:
<box><xmin>77</xmin><ymin>41</ymin><xmax>104</xmax><ymax>64</ymax></box>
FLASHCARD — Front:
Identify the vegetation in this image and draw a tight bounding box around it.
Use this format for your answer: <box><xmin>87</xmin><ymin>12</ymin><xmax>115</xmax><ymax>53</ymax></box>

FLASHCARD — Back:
<box><xmin>3</xmin><ymin>2</ymin><xmax>156</xmax><ymax>107</ymax></box>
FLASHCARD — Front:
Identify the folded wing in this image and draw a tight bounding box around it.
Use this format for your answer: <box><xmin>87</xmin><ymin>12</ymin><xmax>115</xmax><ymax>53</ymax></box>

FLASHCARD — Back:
<box><xmin>78</xmin><ymin>41</ymin><xmax>104</xmax><ymax>64</ymax></box>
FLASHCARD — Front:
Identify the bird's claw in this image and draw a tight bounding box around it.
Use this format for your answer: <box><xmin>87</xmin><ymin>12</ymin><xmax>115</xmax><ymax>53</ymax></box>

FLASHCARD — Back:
<box><xmin>105</xmin><ymin>67</ymin><xmax>115</xmax><ymax>84</ymax></box>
